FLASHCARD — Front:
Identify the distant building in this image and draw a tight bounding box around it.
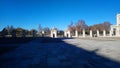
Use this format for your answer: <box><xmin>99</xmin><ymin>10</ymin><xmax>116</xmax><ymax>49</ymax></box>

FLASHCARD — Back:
<box><xmin>51</xmin><ymin>27</ymin><xmax>57</xmax><ymax>38</ymax></box>
<box><xmin>50</xmin><ymin>14</ymin><xmax>120</xmax><ymax>38</ymax></box>
<box><xmin>110</xmin><ymin>14</ymin><xmax>120</xmax><ymax>36</ymax></box>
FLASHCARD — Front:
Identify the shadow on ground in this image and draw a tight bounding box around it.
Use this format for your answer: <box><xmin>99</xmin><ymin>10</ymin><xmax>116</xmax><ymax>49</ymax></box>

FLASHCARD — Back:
<box><xmin>0</xmin><ymin>37</ymin><xmax>36</xmax><ymax>44</ymax></box>
<box><xmin>0</xmin><ymin>37</ymin><xmax>36</xmax><ymax>55</ymax></box>
<box><xmin>0</xmin><ymin>37</ymin><xmax>120</xmax><ymax>68</ymax></box>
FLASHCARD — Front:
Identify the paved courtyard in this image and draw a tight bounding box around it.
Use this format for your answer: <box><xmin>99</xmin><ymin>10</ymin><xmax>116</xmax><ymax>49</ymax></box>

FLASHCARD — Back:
<box><xmin>0</xmin><ymin>37</ymin><xmax>120</xmax><ymax>68</ymax></box>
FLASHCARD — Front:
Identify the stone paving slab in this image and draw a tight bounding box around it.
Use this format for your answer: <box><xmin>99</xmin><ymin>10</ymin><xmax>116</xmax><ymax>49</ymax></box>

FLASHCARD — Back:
<box><xmin>0</xmin><ymin>38</ymin><xmax>120</xmax><ymax>68</ymax></box>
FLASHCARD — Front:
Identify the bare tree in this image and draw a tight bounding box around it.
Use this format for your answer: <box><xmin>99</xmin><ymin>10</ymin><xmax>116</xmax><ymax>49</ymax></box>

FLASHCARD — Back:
<box><xmin>88</xmin><ymin>22</ymin><xmax>111</xmax><ymax>34</ymax></box>
<box><xmin>68</xmin><ymin>21</ymin><xmax>75</xmax><ymax>35</ymax></box>
<box><xmin>43</xmin><ymin>27</ymin><xmax>51</xmax><ymax>35</ymax></box>
<box><xmin>102</xmin><ymin>22</ymin><xmax>111</xmax><ymax>31</ymax></box>
<box><xmin>75</xmin><ymin>20</ymin><xmax>88</xmax><ymax>31</ymax></box>
<box><xmin>1</xmin><ymin>28</ymin><xmax>8</xmax><ymax>37</ymax></box>
<box><xmin>6</xmin><ymin>25</ymin><xmax>14</xmax><ymax>35</ymax></box>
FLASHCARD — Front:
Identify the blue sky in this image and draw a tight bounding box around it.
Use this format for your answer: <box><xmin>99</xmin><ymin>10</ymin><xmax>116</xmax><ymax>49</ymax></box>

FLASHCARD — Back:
<box><xmin>0</xmin><ymin>0</ymin><xmax>120</xmax><ymax>30</ymax></box>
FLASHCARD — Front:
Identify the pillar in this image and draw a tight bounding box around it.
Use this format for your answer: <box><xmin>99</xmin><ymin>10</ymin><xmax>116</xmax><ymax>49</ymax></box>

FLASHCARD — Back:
<box><xmin>75</xmin><ymin>30</ymin><xmax>78</xmax><ymax>37</ymax></box>
<box><xmin>116</xmin><ymin>30</ymin><xmax>119</xmax><ymax>36</ymax></box>
<box><xmin>97</xmin><ymin>30</ymin><xmax>99</xmax><ymax>37</ymax></box>
<box><xmin>83</xmin><ymin>29</ymin><xmax>85</xmax><ymax>37</ymax></box>
<box><xmin>90</xmin><ymin>30</ymin><xmax>92</xmax><ymax>37</ymax></box>
<box><xmin>110</xmin><ymin>27</ymin><xmax>114</xmax><ymax>36</ymax></box>
<box><xmin>103</xmin><ymin>30</ymin><xmax>106</xmax><ymax>37</ymax></box>
<box><xmin>55</xmin><ymin>31</ymin><xmax>57</xmax><ymax>38</ymax></box>
<box><xmin>109</xmin><ymin>30</ymin><xmax>112</xmax><ymax>37</ymax></box>
<box><xmin>64</xmin><ymin>31</ymin><xmax>66</xmax><ymax>37</ymax></box>
<box><xmin>68</xmin><ymin>31</ymin><xmax>71</xmax><ymax>37</ymax></box>
<box><xmin>116</xmin><ymin>26</ymin><xmax>120</xmax><ymax>36</ymax></box>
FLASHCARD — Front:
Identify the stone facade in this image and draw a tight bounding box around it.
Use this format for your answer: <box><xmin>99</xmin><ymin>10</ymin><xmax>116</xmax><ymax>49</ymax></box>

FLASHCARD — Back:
<box><xmin>64</xmin><ymin>29</ymin><xmax>71</xmax><ymax>38</ymax></box>
<box><xmin>51</xmin><ymin>27</ymin><xmax>57</xmax><ymax>38</ymax></box>
<box><xmin>110</xmin><ymin>14</ymin><xmax>120</xmax><ymax>37</ymax></box>
<box><xmin>50</xmin><ymin>14</ymin><xmax>120</xmax><ymax>38</ymax></box>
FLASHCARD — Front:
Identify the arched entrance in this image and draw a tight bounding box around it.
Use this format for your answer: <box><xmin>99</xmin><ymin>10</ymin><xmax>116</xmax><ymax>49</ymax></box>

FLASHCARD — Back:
<box><xmin>67</xmin><ymin>34</ymin><xmax>68</xmax><ymax>37</ymax></box>
<box><xmin>53</xmin><ymin>34</ymin><xmax>55</xmax><ymax>38</ymax></box>
<box><xmin>113</xmin><ymin>28</ymin><xmax>116</xmax><ymax>36</ymax></box>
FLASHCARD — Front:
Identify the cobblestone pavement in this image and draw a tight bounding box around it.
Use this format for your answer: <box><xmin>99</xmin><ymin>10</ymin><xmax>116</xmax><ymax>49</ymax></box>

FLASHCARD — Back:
<box><xmin>0</xmin><ymin>38</ymin><xmax>120</xmax><ymax>68</ymax></box>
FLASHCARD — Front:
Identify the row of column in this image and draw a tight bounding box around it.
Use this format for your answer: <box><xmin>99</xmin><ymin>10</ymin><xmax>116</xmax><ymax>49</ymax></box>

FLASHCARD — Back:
<box><xmin>64</xmin><ymin>29</ymin><xmax>108</xmax><ymax>38</ymax></box>
<box><xmin>51</xmin><ymin>29</ymin><xmax>119</xmax><ymax>38</ymax></box>
<box><xmin>75</xmin><ymin>30</ymin><xmax>108</xmax><ymax>37</ymax></box>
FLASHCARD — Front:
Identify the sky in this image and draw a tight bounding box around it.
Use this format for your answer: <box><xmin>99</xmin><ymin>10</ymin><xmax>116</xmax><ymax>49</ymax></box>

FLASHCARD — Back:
<box><xmin>0</xmin><ymin>0</ymin><xmax>120</xmax><ymax>31</ymax></box>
